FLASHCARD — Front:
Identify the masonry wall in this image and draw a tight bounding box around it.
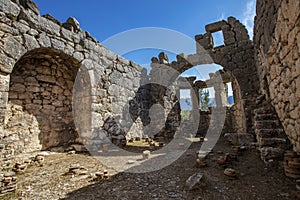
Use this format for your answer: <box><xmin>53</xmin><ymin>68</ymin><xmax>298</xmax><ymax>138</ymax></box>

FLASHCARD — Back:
<box><xmin>195</xmin><ymin>17</ymin><xmax>260</xmax><ymax>134</ymax></box>
<box><xmin>254</xmin><ymin>0</ymin><xmax>300</xmax><ymax>152</ymax></box>
<box><xmin>0</xmin><ymin>0</ymin><xmax>144</xmax><ymax>160</ymax></box>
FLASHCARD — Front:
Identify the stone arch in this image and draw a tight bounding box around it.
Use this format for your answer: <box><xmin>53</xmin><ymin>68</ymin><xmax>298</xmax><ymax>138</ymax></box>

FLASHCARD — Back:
<box><xmin>177</xmin><ymin>63</ymin><xmax>242</xmax><ymax>133</ymax></box>
<box><xmin>150</xmin><ymin>17</ymin><xmax>260</xmax><ymax>134</ymax></box>
<box><xmin>7</xmin><ymin>47</ymin><xmax>85</xmax><ymax>150</ymax></box>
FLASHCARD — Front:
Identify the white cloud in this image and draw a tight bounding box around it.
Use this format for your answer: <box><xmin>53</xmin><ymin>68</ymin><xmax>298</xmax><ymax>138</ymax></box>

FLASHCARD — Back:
<box><xmin>219</xmin><ymin>12</ymin><xmax>225</xmax><ymax>21</ymax></box>
<box><xmin>242</xmin><ymin>0</ymin><xmax>256</xmax><ymax>39</ymax></box>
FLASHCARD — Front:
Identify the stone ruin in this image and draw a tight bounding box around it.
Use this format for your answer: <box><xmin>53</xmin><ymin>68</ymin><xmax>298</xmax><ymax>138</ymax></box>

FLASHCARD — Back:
<box><xmin>0</xmin><ymin>0</ymin><xmax>299</xmax><ymax>180</ymax></box>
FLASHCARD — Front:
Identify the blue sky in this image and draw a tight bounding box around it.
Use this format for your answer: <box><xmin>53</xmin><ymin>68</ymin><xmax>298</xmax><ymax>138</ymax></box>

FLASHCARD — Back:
<box><xmin>34</xmin><ymin>0</ymin><xmax>256</xmax><ymax>97</ymax></box>
<box><xmin>34</xmin><ymin>0</ymin><xmax>256</xmax><ymax>60</ymax></box>
<box><xmin>34</xmin><ymin>1</ymin><xmax>255</xmax><ymax>40</ymax></box>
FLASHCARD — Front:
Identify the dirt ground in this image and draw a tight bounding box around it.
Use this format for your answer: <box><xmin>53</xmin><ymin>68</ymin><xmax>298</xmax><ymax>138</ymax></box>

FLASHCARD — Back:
<box><xmin>1</xmin><ymin>136</ymin><xmax>297</xmax><ymax>200</ymax></box>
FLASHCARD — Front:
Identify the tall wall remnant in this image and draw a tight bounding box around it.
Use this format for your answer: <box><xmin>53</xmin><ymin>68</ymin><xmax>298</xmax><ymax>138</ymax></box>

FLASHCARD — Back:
<box><xmin>254</xmin><ymin>0</ymin><xmax>299</xmax><ymax>156</ymax></box>
<box><xmin>150</xmin><ymin>17</ymin><xmax>260</xmax><ymax>135</ymax></box>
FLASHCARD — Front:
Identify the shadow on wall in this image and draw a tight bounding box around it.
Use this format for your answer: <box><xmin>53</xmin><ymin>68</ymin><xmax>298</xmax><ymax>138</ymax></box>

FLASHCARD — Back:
<box><xmin>7</xmin><ymin>47</ymin><xmax>83</xmax><ymax>150</ymax></box>
<box><xmin>126</xmin><ymin>83</ymin><xmax>181</xmax><ymax>139</ymax></box>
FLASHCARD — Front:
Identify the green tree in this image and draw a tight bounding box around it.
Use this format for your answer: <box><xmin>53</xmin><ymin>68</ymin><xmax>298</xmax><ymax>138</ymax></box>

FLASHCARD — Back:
<box><xmin>199</xmin><ymin>89</ymin><xmax>210</xmax><ymax>110</ymax></box>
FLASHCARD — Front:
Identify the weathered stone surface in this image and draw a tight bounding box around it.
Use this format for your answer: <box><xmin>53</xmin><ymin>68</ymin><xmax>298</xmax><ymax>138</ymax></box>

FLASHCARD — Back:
<box><xmin>12</xmin><ymin>20</ymin><xmax>30</xmax><ymax>33</ymax></box>
<box><xmin>0</xmin><ymin>0</ymin><xmax>20</xmax><ymax>18</ymax></box>
<box><xmin>37</xmin><ymin>32</ymin><xmax>51</xmax><ymax>47</ymax></box>
<box><xmin>224</xmin><ymin>133</ymin><xmax>254</xmax><ymax>145</ymax></box>
<box><xmin>0</xmin><ymin>0</ymin><xmax>297</xmax><ymax>175</ymax></box>
<box><xmin>42</xmin><ymin>14</ymin><xmax>62</xmax><ymax>26</ymax></box>
<box><xmin>24</xmin><ymin>34</ymin><xmax>40</xmax><ymax>50</ymax></box>
<box><xmin>38</xmin><ymin>15</ymin><xmax>61</xmax><ymax>36</ymax></box>
<box><xmin>19</xmin><ymin>0</ymin><xmax>39</xmax><ymax>15</ymax></box>
<box><xmin>0</xmin><ymin>23</ymin><xmax>19</xmax><ymax>35</ymax></box>
<box><xmin>261</xmin><ymin>147</ymin><xmax>285</xmax><ymax>161</ymax></box>
<box><xmin>0</xmin><ymin>54</ymin><xmax>15</xmax><ymax>74</ymax></box>
<box><xmin>255</xmin><ymin>0</ymin><xmax>300</xmax><ymax>155</ymax></box>
<box><xmin>205</xmin><ymin>20</ymin><xmax>227</xmax><ymax>33</ymax></box>
<box><xmin>63</xmin><ymin>17</ymin><xmax>81</xmax><ymax>33</ymax></box>
<box><xmin>185</xmin><ymin>173</ymin><xmax>206</xmax><ymax>190</ymax></box>
<box><xmin>0</xmin><ymin>75</ymin><xmax>9</xmax><ymax>92</ymax></box>
<box><xmin>51</xmin><ymin>38</ymin><xmax>65</xmax><ymax>51</ymax></box>
<box><xmin>28</xmin><ymin>28</ymin><xmax>38</xmax><ymax>36</ymax></box>
<box><xmin>2</xmin><ymin>36</ymin><xmax>26</xmax><ymax>59</ymax></box>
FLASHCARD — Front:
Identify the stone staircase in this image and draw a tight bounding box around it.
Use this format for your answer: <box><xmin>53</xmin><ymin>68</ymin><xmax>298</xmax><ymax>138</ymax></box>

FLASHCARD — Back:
<box><xmin>253</xmin><ymin>99</ymin><xmax>290</xmax><ymax>163</ymax></box>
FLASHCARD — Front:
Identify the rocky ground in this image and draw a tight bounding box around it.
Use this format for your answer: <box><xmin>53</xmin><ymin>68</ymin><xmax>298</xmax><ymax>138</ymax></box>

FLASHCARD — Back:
<box><xmin>0</xmin><ymin>136</ymin><xmax>298</xmax><ymax>200</ymax></box>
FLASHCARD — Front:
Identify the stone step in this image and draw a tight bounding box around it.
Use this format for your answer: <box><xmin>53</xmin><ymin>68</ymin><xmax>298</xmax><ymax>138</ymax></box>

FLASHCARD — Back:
<box><xmin>254</xmin><ymin>113</ymin><xmax>278</xmax><ymax>121</ymax></box>
<box><xmin>258</xmin><ymin>137</ymin><xmax>287</xmax><ymax>149</ymax></box>
<box><xmin>260</xmin><ymin>147</ymin><xmax>285</xmax><ymax>162</ymax></box>
<box><xmin>255</xmin><ymin>128</ymin><xmax>285</xmax><ymax>138</ymax></box>
<box><xmin>254</xmin><ymin>107</ymin><xmax>276</xmax><ymax>115</ymax></box>
<box><xmin>254</xmin><ymin>120</ymin><xmax>280</xmax><ymax>129</ymax></box>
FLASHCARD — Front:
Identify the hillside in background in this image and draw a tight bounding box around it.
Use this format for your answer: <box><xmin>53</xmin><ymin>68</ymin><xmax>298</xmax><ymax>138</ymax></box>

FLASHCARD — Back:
<box><xmin>180</xmin><ymin>96</ymin><xmax>234</xmax><ymax>110</ymax></box>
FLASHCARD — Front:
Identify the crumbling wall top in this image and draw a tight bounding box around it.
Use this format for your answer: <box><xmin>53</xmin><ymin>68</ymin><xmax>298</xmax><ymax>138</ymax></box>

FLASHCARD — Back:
<box><xmin>195</xmin><ymin>17</ymin><xmax>250</xmax><ymax>51</ymax></box>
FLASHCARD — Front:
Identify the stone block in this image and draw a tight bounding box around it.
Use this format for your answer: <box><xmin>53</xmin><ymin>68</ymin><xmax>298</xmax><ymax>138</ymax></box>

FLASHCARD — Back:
<box><xmin>196</xmin><ymin>33</ymin><xmax>213</xmax><ymax>50</ymax></box>
<box><xmin>224</xmin><ymin>132</ymin><xmax>254</xmax><ymax>145</ymax></box>
<box><xmin>38</xmin><ymin>15</ymin><xmax>61</xmax><ymax>36</ymax></box>
<box><xmin>0</xmin><ymin>0</ymin><xmax>20</xmax><ymax>18</ymax></box>
<box><xmin>185</xmin><ymin>173</ymin><xmax>206</xmax><ymax>191</ymax></box>
<box><xmin>36</xmin><ymin>75</ymin><xmax>56</xmax><ymax>83</ymax></box>
<box><xmin>205</xmin><ymin>20</ymin><xmax>227</xmax><ymax>33</ymax></box>
<box><xmin>222</xmin><ymin>29</ymin><xmax>236</xmax><ymax>45</ymax></box>
<box><xmin>27</xmin><ymin>86</ymin><xmax>40</xmax><ymax>93</ymax></box>
<box><xmin>10</xmin><ymin>83</ymin><xmax>25</xmax><ymax>92</ymax></box>
<box><xmin>2</xmin><ymin>36</ymin><xmax>26</xmax><ymax>59</ymax></box>
<box><xmin>0</xmin><ymin>74</ymin><xmax>9</xmax><ymax>92</ymax></box>
<box><xmin>12</xmin><ymin>20</ymin><xmax>30</xmax><ymax>34</ymax></box>
<box><xmin>25</xmin><ymin>104</ymin><xmax>41</xmax><ymax>111</ymax></box>
<box><xmin>37</xmin><ymin>32</ymin><xmax>51</xmax><ymax>47</ymax></box>
<box><xmin>260</xmin><ymin>147</ymin><xmax>285</xmax><ymax>161</ymax></box>
<box><xmin>60</xmin><ymin>28</ymin><xmax>74</xmax><ymax>42</ymax></box>
<box><xmin>290</xmin><ymin>108</ymin><xmax>299</xmax><ymax>120</ymax></box>
<box><xmin>51</xmin><ymin>85</ymin><xmax>63</xmax><ymax>94</ymax></box>
<box><xmin>24</xmin><ymin>77</ymin><xmax>38</xmax><ymax>86</ymax></box>
<box><xmin>51</xmin><ymin>38</ymin><xmax>65</xmax><ymax>51</ymax></box>
<box><xmin>73</xmin><ymin>51</ymin><xmax>84</xmax><ymax>62</ymax></box>
<box><xmin>259</xmin><ymin>138</ymin><xmax>287</xmax><ymax>149</ymax></box>
<box><xmin>42</xmin><ymin>105</ymin><xmax>55</xmax><ymax>111</ymax></box>
<box><xmin>36</xmin><ymin>66</ymin><xmax>51</xmax><ymax>75</ymax></box>
<box><xmin>0</xmin><ymin>92</ymin><xmax>8</xmax><ymax>108</ymax></box>
<box><xmin>0</xmin><ymin>54</ymin><xmax>15</xmax><ymax>74</ymax></box>
<box><xmin>0</xmin><ymin>23</ymin><xmax>19</xmax><ymax>35</ymax></box>
<box><xmin>24</xmin><ymin>34</ymin><xmax>39</xmax><ymax>50</ymax></box>
<box><xmin>32</xmin><ymin>100</ymin><xmax>42</xmax><ymax>105</ymax></box>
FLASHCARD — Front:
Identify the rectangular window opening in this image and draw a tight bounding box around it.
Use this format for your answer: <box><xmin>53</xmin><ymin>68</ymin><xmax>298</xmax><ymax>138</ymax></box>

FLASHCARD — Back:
<box><xmin>212</xmin><ymin>31</ymin><xmax>225</xmax><ymax>47</ymax></box>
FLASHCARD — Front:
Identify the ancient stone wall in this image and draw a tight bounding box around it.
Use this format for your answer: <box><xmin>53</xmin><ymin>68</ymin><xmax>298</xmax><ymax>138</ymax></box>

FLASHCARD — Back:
<box><xmin>151</xmin><ymin>17</ymin><xmax>260</xmax><ymax>135</ymax></box>
<box><xmin>254</xmin><ymin>0</ymin><xmax>300</xmax><ymax>153</ymax></box>
<box><xmin>201</xmin><ymin>18</ymin><xmax>260</xmax><ymax>134</ymax></box>
<box><xmin>0</xmin><ymin>0</ymin><xmax>144</xmax><ymax>160</ymax></box>
<box><xmin>2</xmin><ymin>0</ymin><xmax>295</xmax><ymax>169</ymax></box>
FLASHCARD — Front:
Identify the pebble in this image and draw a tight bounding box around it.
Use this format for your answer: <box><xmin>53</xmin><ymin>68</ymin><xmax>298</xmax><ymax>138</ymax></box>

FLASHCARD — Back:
<box><xmin>127</xmin><ymin>160</ymin><xmax>135</xmax><ymax>164</ymax></box>
<box><xmin>142</xmin><ymin>150</ymin><xmax>151</xmax><ymax>159</ymax></box>
<box><xmin>185</xmin><ymin>173</ymin><xmax>206</xmax><ymax>190</ymax></box>
<box><xmin>4</xmin><ymin>172</ymin><xmax>16</xmax><ymax>177</ymax></box>
<box><xmin>38</xmin><ymin>151</ymin><xmax>50</xmax><ymax>156</ymax></box>
<box><xmin>67</xmin><ymin>150</ymin><xmax>76</xmax><ymax>155</ymax></box>
<box><xmin>224</xmin><ymin>168</ymin><xmax>236</xmax><ymax>177</ymax></box>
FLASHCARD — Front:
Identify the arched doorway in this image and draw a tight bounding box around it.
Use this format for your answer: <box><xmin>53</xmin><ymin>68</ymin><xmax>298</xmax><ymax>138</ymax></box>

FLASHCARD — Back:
<box><xmin>8</xmin><ymin>48</ymin><xmax>82</xmax><ymax>150</ymax></box>
<box><xmin>176</xmin><ymin>63</ymin><xmax>241</xmax><ymax>135</ymax></box>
